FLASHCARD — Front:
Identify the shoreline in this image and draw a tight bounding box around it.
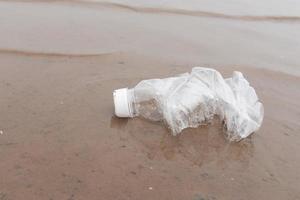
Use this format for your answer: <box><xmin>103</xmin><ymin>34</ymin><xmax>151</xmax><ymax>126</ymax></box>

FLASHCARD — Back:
<box><xmin>1</xmin><ymin>1</ymin><xmax>300</xmax><ymax>76</ymax></box>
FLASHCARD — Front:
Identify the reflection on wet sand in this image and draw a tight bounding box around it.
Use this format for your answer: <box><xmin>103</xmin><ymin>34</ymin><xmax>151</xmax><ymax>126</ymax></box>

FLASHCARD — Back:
<box><xmin>110</xmin><ymin>115</ymin><xmax>129</xmax><ymax>129</ymax></box>
<box><xmin>111</xmin><ymin>116</ymin><xmax>253</xmax><ymax>168</ymax></box>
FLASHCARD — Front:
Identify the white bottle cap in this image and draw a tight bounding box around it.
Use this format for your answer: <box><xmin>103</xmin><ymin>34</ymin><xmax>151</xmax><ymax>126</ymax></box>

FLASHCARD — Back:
<box><xmin>113</xmin><ymin>88</ymin><xmax>133</xmax><ymax>117</ymax></box>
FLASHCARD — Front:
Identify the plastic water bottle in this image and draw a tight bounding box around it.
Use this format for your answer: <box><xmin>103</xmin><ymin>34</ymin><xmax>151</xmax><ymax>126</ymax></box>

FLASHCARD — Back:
<box><xmin>113</xmin><ymin>67</ymin><xmax>264</xmax><ymax>141</ymax></box>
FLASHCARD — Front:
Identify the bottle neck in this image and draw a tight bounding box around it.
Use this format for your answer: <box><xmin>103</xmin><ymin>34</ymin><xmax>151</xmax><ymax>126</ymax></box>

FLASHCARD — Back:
<box><xmin>127</xmin><ymin>88</ymin><xmax>136</xmax><ymax>117</ymax></box>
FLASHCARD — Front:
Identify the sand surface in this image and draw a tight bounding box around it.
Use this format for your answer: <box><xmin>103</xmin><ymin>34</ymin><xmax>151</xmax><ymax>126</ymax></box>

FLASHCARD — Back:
<box><xmin>0</xmin><ymin>1</ymin><xmax>300</xmax><ymax>200</ymax></box>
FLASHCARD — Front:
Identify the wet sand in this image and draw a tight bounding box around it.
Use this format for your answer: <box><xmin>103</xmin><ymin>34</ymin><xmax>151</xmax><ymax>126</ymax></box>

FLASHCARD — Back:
<box><xmin>1</xmin><ymin>1</ymin><xmax>300</xmax><ymax>200</ymax></box>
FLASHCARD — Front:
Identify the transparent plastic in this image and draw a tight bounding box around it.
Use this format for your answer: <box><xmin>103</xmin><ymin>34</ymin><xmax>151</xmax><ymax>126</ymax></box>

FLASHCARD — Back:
<box><xmin>120</xmin><ymin>67</ymin><xmax>264</xmax><ymax>141</ymax></box>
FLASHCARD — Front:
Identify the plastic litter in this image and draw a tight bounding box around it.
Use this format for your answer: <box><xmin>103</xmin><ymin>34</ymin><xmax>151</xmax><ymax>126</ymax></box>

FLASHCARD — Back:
<box><xmin>113</xmin><ymin>67</ymin><xmax>264</xmax><ymax>141</ymax></box>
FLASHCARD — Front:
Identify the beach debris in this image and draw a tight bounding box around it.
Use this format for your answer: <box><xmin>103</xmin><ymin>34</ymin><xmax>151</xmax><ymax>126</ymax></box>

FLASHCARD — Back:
<box><xmin>193</xmin><ymin>193</ymin><xmax>217</xmax><ymax>200</ymax></box>
<box><xmin>193</xmin><ymin>193</ymin><xmax>206</xmax><ymax>200</ymax></box>
<box><xmin>148</xmin><ymin>187</ymin><xmax>153</xmax><ymax>190</ymax></box>
<box><xmin>0</xmin><ymin>130</ymin><xmax>3</xmax><ymax>135</ymax></box>
<box><xmin>113</xmin><ymin>67</ymin><xmax>264</xmax><ymax>141</ymax></box>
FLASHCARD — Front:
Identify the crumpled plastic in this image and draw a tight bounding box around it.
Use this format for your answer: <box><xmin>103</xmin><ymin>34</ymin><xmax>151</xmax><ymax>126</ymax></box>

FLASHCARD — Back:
<box><xmin>134</xmin><ymin>67</ymin><xmax>264</xmax><ymax>141</ymax></box>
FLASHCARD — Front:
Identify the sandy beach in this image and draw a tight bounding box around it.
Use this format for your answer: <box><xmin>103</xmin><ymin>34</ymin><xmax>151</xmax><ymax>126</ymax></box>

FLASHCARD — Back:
<box><xmin>0</xmin><ymin>1</ymin><xmax>300</xmax><ymax>200</ymax></box>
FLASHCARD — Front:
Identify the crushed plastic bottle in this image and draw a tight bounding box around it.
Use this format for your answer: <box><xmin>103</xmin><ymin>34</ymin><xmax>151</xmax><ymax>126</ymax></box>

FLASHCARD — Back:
<box><xmin>113</xmin><ymin>67</ymin><xmax>264</xmax><ymax>141</ymax></box>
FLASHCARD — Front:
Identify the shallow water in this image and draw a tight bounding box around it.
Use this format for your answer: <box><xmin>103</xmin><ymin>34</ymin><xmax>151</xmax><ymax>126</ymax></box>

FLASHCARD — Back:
<box><xmin>94</xmin><ymin>0</ymin><xmax>300</xmax><ymax>16</ymax></box>
<box><xmin>0</xmin><ymin>0</ymin><xmax>300</xmax><ymax>75</ymax></box>
<box><xmin>0</xmin><ymin>1</ymin><xmax>300</xmax><ymax>200</ymax></box>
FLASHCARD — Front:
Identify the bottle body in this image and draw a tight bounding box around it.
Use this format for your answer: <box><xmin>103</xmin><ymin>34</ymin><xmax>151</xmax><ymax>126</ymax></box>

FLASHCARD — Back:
<box><xmin>130</xmin><ymin>89</ymin><xmax>164</xmax><ymax>121</ymax></box>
